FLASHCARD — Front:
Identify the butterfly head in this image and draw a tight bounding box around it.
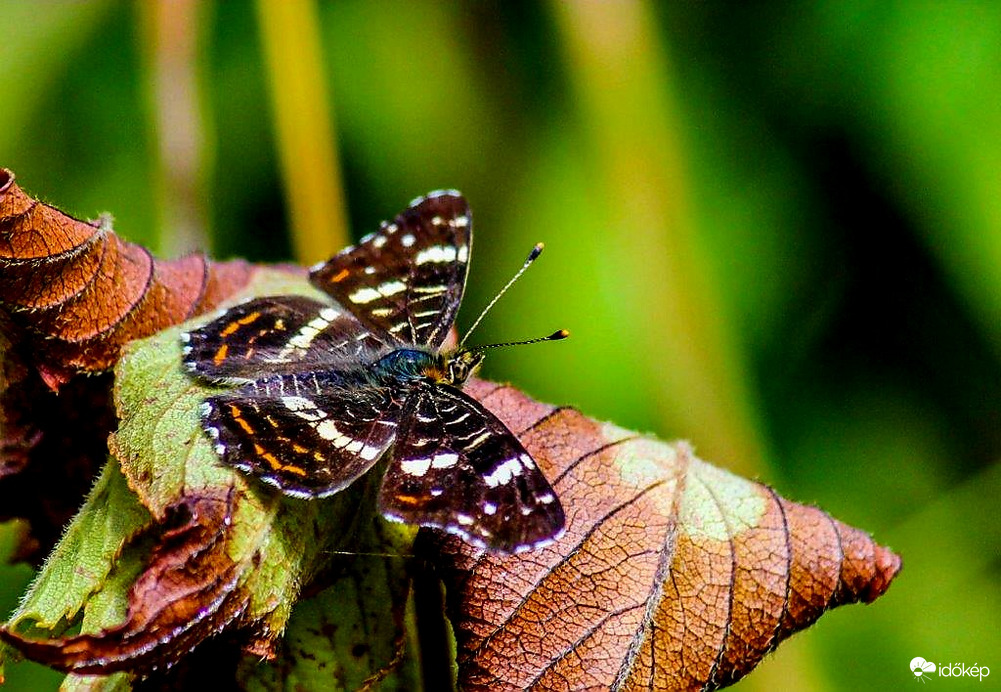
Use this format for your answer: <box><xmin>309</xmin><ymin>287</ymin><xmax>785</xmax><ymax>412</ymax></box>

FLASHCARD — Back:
<box><xmin>444</xmin><ymin>349</ymin><xmax>485</xmax><ymax>386</ymax></box>
<box><xmin>441</xmin><ymin>329</ymin><xmax>568</xmax><ymax>387</ymax></box>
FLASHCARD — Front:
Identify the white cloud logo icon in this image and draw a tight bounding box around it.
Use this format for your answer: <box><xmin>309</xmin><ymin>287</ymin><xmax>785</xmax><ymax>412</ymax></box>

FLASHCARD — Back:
<box><xmin>910</xmin><ymin>657</ymin><xmax>936</xmax><ymax>682</ymax></box>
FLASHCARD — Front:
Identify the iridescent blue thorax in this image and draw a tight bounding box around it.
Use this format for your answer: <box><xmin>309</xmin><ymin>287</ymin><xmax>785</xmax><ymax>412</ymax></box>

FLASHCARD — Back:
<box><xmin>370</xmin><ymin>348</ymin><xmax>483</xmax><ymax>387</ymax></box>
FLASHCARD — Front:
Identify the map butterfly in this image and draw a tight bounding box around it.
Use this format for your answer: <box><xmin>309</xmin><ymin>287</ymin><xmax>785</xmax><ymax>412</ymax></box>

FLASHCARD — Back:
<box><xmin>181</xmin><ymin>191</ymin><xmax>566</xmax><ymax>553</ymax></box>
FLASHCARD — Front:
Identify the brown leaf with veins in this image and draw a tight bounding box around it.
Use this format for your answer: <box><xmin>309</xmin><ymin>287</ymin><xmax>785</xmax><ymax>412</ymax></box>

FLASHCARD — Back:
<box><xmin>0</xmin><ymin>169</ymin><xmax>259</xmax><ymax>562</ymax></box>
<box><xmin>1</xmin><ymin>490</ymin><xmax>249</xmax><ymax>674</ymax></box>
<box><xmin>0</xmin><ymin>169</ymin><xmax>254</xmax><ymax>389</ymax></box>
<box><xmin>432</xmin><ymin>379</ymin><xmax>902</xmax><ymax>691</ymax></box>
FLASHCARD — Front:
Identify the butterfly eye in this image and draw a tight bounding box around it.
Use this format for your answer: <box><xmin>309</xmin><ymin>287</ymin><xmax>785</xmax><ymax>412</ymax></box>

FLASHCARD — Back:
<box><xmin>448</xmin><ymin>359</ymin><xmax>468</xmax><ymax>383</ymax></box>
<box><xmin>447</xmin><ymin>351</ymin><xmax>484</xmax><ymax>385</ymax></box>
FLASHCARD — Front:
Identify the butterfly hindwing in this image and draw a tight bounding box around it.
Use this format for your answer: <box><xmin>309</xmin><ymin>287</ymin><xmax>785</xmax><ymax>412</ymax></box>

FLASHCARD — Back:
<box><xmin>203</xmin><ymin>372</ymin><xmax>402</xmax><ymax>497</ymax></box>
<box><xmin>184</xmin><ymin>190</ymin><xmax>566</xmax><ymax>553</ymax></box>
<box><xmin>309</xmin><ymin>191</ymin><xmax>470</xmax><ymax>349</ymax></box>
<box><xmin>379</xmin><ymin>384</ymin><xmax>565</xmax><ymax>553</ymax></box>
<box><xmin>182</xmin><ymin>295</ymin><xmax>390</xmax><ymax>382</ymax></box>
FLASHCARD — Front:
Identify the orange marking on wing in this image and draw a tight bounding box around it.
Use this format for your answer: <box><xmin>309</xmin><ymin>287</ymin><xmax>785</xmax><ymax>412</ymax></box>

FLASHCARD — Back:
<box><xmin>393</xmin><ymin>494</ymin><xmax>420</xmax><ymax>506</ymax></box>
<box><xmin>213</xmin><ymin>343</ymin><xmax>229</xmax><ymax>365</ymax></box>
<box><xmin>330</xmin><ymin>268</ymin><xmax>350</xmax><ymax>283</ymax></box>
<box><xmin>273</xmin><ymin>454</ymin><xmax>307</xmax><ymax>476</ymax></box>
<box><xmin>220</xmin><ymin>310</ymin><xmax>263</xmax><ymax>336</ymax></box>
<box><xmin>253</xmin><ymin>442</ymin><xmax>308</xmax><ymax>476</ymax></box>
<box><xmin>228</xmin><ymin>404</ymin><xmax>255</xmax><ymax>435</ymax></box>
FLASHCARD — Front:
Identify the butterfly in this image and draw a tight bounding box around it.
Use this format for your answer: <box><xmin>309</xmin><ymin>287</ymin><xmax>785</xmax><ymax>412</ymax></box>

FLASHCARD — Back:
<box><xmin>181</xmin><ymin>191</ymin><xmax>566</xmax><ymax>553</ymax></box>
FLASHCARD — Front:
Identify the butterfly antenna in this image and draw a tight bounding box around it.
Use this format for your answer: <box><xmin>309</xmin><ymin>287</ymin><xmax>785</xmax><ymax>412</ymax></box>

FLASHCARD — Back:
<box><xmin>473</xmin><ymin>329</ymin><xmax>569</xmax><ymax>352</ymax></box>
<box><xmin>460</xmin><ymin>242</ymin><xmax>545</xmax><ymax>347</ymax></box>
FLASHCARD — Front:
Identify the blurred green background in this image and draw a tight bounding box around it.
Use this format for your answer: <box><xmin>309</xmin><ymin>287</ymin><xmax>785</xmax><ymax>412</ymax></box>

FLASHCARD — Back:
<box><xmin>1</xmin><ymin>2</ymin><xmax>999</xmax><ymax>690</ymax></box>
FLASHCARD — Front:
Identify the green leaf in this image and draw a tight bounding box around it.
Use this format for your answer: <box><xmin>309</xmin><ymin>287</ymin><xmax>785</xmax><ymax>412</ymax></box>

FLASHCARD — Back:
<box><xmin>3</xmin><ymin>461</ymin><xmax>151</xmax><ymax>636</ymax></box>
<box><xmin>3</xmin><ymin>269</ymin><xmax>419</xmax><ymax>686</ymax></box>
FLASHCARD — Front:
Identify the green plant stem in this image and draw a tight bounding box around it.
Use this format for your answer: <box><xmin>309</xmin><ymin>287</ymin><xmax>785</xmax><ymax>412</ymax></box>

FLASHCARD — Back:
<box><xmin>256</xmin><ymin>0</ymin><xmax>347</xmax><ymax>264</ymax></box>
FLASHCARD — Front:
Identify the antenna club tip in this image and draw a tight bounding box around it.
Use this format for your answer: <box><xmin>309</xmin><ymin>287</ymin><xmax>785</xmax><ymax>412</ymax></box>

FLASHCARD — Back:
<box><xmin>550</xmin><ymin>329</ymin><xmax>570</xmax><ymax>340</ymax></box>
<box><xmin>527</xmin><ymin>243</ymin><xmax>545</xmax><ymax>261</ymax></box>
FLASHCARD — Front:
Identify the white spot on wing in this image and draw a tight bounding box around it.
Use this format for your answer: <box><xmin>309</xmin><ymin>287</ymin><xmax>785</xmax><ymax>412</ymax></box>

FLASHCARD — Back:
<box><xmin>288</xmin><ymin>326</ymin><xmax>319</xmax><ymax>350</ymax></box>
<box><xmin>315</xmin><ymin>419</ymin><xmax>343</xmax><ymax>442</ymax></box>
<box><xmin>349</xmin><ymin>280</ymin><xmax>406</xmax><ymax>304</ymax></box>
<box><xmin>401</xmin><ymin>457</ymin><xmax>432</xmax><ymax>477</ymax></box>
<box><xmin>415</xmin><ymin>245</ymin><xmax>458</xmax><ymax>265</ymax></box>
<box><xmin>432</xmin><ymin>452</ymin><xmax>458</xmax><ymax>469</ymax></box>
<box><xmin>360</xmin><ymin>444</ymin><xmax>382</xmax><ymax>461</ymax></box>
<box><xmin>401</xmin><ymin>233</ymin><xmax>415</xmax><ymax>247</ymax></box>
<box><xmin>373</xmin><ymin>235</ymin><xmax>387</xmax><ymax>248</ymax></box>
<box><xmin>281</xmin><ymin>396</ymin><xmax>315</xmax><ymax>412</ymax></box>
<box><xmin>349</xmin><ymin>287</ymin><xmax>382</xmax><ymax>304</ymax></box>
<box><xmin>483</xmin><ymin>457</ymin><xmax>525</xmax><ymax>488</ymax></box>
<box><xmin>378</xmin><ymin>280</ymin><xmax>406</xmax><ymax>296</ymax></box>
<box><xmin>483</xmin><ymin>502</ymin><xmax>497</xmax><ymax>515</ymax></box>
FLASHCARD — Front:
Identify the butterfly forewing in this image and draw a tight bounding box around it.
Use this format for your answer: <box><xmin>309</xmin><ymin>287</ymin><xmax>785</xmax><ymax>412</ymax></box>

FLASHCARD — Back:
<box><xmin>184</xmin><ymin>190</ymin><xmax>566</xmax><ymax>554</ymax></box>
<box><xmin>182</xmin><ymin>295</ymin><xmax>390</xmax><ymax>382</ymax></box>
<box><xmin>203</xmin><ymin>372</ymin><xmax>403</xmax><ymax>497</ymax></box>
<box><xmin>309</xmin><ymin>191</ymin><xmax>470</xmax><ymax>349</ymax></box>
<box><xmin>379</xmin><ymin>384</ymin><xmax>565</xmax><ymax>553</ymax></box>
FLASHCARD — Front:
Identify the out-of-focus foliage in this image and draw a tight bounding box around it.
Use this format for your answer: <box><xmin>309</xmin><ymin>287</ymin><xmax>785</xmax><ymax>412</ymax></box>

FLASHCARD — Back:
<box><xmin>1</xmin><ymin>1</ymin><xmax>998</xmax><ymax>690</ymax></box>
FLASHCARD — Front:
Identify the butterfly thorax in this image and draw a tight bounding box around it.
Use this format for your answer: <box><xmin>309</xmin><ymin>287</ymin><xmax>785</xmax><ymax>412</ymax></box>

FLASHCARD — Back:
<box><xmin>369</xmin><ymin>348</ymin><xmax>483</xmax><ymax>388</ymax></box>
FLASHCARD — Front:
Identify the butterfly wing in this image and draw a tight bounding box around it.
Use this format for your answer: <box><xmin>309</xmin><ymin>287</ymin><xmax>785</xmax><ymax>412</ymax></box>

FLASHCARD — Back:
<box><xmin>310</xmin><ymin>191</ymin><xmax>471</xmax><ymax>349</ymax></box>
<box><xmin>182</xmin><ymin>295</ymin><xmax>391</xmax><ymax>383</ymax></box>
<box><xmin>379</xmin><ymin>384</ymin><xmax>565</xmax><ymax>554</ymax></box>
<box><xmin>203</xmin><ymin>372</ymin><xmax>402</xmax><ymax>497</ymax></box>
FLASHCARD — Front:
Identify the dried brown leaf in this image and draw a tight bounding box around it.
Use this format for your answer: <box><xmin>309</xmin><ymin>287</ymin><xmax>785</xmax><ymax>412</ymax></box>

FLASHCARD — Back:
<box><xmin>0</xmin><ymin>169</ymin><xmax>255</xmax><ymax>388</ymax></box>
<box><xmin>1</xmin><ymin>489</ymin><xmax>247</xmax><ymax>674</ymax></box>
<box><xmin>0</xmin><ymin>169</ymin><xmax>262</xmax><ymax>562</ymax></box>
<box><xmin>433</xmin><ymin>380</ymin><xmax>902</xmax><ymax>691</ymax></box>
